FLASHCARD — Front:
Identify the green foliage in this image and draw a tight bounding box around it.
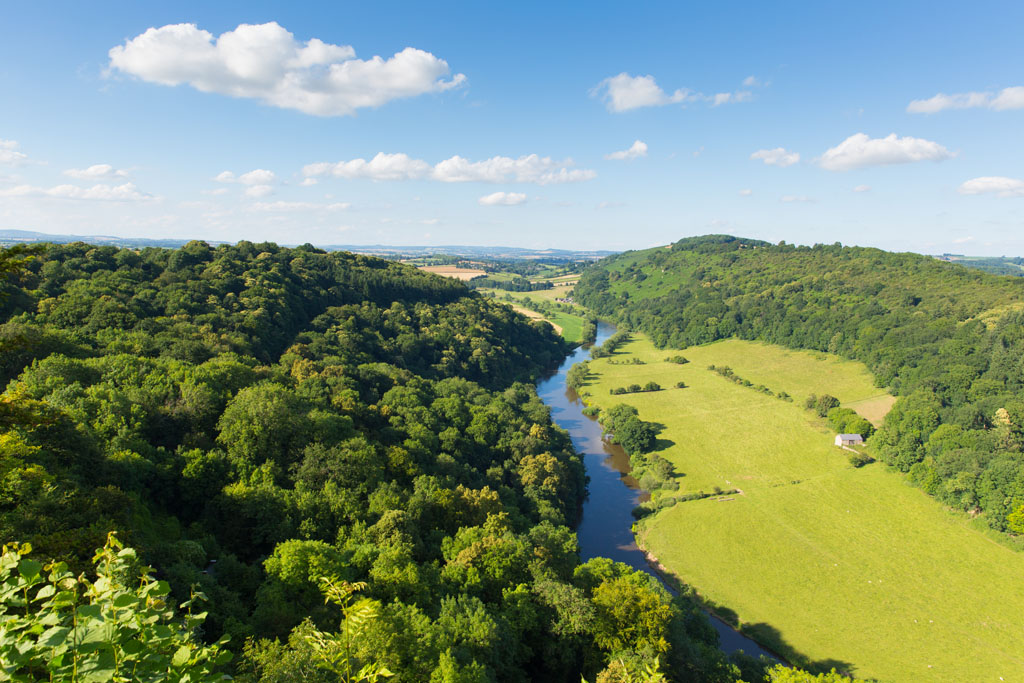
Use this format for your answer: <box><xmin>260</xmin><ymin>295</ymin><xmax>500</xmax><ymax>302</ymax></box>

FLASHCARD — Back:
<box><xmin>303</xmin><ymin>578</ymin><xmax>393</xmax><ymax>683</ymax></box>
<box><xmin>0</xmin><ymin>241</ymin><xmax>757</xmax><ymax>681</ymax></box>
<box><xmin>598</xmin><ymin>404</ymin><xmax>657</xmax><ymax>457</ymax></box>
<box><xmin>847</xmin><ymin>452</ymin><xmax>874</xmax><ymax>468</ymax></box>
<box><xmin>0</xmin><ymin>533</ymin><xmax>231</xmax><ymax>681</ymax></box>
<box><xmin>761</xmin><ymin>664</ymin><xmax>857</xmax><ymax>682</ymax></box>
<box><xmin>826</xmin><ymin>408</ymin><xmax>874</xmax><ymax>439</ymax></box>
<box><xmin>591</xmin><ymin>331</ymin><xmax>630</xmax><ymax>359</ymax></box>
<box><xmin>1007</xmin><ymin>503</ymin><xmax>1024</xmax><ymax>535</ymax></box>
<box><xmin>567</xmin><ymin>361</ymin><xmax>591</xmax><ymax>392</ymax></box>
<box><xmin>813</xmin><ymin>395</ymin><xmax>840</xmax><ymax>418</ymax></box>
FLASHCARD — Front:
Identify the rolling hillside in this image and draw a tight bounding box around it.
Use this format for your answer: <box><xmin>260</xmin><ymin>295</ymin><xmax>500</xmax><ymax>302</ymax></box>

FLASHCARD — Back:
<box><xmin>575</xmin><ymin>235</ymin><xmax>1024</xmax><ymax>535</ymax></box>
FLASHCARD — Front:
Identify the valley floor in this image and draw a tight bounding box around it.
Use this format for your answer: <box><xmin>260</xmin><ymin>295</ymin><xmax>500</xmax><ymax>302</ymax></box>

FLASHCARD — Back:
<box><xmin>581</xmin><ymin>335</ymin><xmax>1024</xmax><ymax>683</ymax></box>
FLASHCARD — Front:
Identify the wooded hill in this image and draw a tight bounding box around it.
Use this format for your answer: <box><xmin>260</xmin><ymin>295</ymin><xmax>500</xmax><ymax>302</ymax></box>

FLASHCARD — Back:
<box><xmin>0</xmin><ymin>241</ymin><xmax>761</xmax><ymax>682</ymax></box>
<box><xmin>575</xmin><ymin>235</ymin><xmax>1024</xmax><ymax>536</ymax></box>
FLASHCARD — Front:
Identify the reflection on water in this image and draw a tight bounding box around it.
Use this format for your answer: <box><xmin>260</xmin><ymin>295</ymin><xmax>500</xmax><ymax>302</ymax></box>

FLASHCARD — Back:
<box><xmin>536</xmin><ymin>322</ymin><xmax>776</xmax><ymax>660</ymax></box>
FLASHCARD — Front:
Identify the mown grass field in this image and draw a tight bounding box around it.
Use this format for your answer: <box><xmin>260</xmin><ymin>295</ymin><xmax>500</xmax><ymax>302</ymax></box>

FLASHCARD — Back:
<box><xmin>581</xmin><ymin>335</ymin><xmax>1024</xmax><ymax>682</ymax></box>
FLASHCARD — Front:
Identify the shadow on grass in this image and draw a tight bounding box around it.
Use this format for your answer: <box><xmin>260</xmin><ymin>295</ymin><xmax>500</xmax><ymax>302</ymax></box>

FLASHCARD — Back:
<box><xmin>737</xmin><ymin>621</ymin><xmax>858</xmax><ymax>678</ymax></box>
<box><xmin>652</xmin><ymin>437</ymin><xmax>676</xmax><ymax>451</ymax></box>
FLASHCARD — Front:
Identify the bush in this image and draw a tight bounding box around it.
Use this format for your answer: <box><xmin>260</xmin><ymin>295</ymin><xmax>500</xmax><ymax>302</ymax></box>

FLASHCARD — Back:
<box><xmin>814</xmin><ymin>394</ymin><xmax>840</xmax><ymax>417</ymax></box>
<box><xmin>848</xmin><ymin>452</ymin><xmax>874</xmax><ymax>468</ymax></box>
<box><xmin>0</xmin><ymin>533</ymin><xmax>232</xmax><ymax>681</ymax></box>
<box><xmin>665</xmin><ymin>355</ymin><xmax>689</xmax><ymax>364</ymax></box>
<box><xmin>675</xmin><ymin>381</ymin><xmax>687</xmax><ymax>389</ymax></box>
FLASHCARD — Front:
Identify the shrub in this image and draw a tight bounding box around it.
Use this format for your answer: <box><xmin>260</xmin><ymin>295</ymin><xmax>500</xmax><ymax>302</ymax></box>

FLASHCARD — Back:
<box><xmin>0</xmin><ymin>533</ymin><xmax>232</xmax><ymax>682</ymax></box>
<box><xmin>848</xmin><ymin>452</ymin><xmax>874</xmax><ymax>468</ymax></box>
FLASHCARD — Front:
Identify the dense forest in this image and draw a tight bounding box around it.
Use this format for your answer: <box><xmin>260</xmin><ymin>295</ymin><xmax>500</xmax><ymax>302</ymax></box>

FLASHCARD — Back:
<box><xmin>575</xmin><ymin>235</ymin><xmax>1024</xmax><ymax>537</ymax></box>
<box><xmin>0</xmin><ymin>241</ymin><xmax>778</xmax><ymax>682</ymax></box>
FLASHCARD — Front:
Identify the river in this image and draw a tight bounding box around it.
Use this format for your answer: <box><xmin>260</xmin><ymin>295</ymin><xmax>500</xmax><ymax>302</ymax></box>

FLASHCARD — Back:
<box><xmin>536</xmin><ymin>321</ymin><xmax>776</xmax><ymax>659</ymax></box>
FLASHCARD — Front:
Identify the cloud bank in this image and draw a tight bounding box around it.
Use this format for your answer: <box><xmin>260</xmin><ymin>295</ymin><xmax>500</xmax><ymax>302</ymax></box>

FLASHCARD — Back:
<box><xmin>0</xmin><ymin>182</ymin><xmax>153</xmax><ymax>201</ymax></box>
<box><xmin>0</xmin><ymin>140</ymin><xmax>28</xmax><ymax>166</ymax></box>
<box><xmin>908</xmin><ymin>87</ymin><xmax>1024</xmax><ymax>113</ymax></box>
<box><xmin>958</xmin><ymin>177</ymin><xmax>1024</xmax><ymax>198</ymax></box>
<box><xmin>818</xmin><ymin>133</ymin><xmax>952</xmax><ymax>171</ymax></box>
<box><xmin>108</xmin><ymin>22</ymin><xmax>466</xmax><ymax>116</ymax></box>
<box><xmin>303</xmin><ymin>152</ymin><xmax>595</xmax><ymax>185</ymax></box>
<box><xmin>750</xmin><ymin>147</ymin><xmax>799</xmax><ymax>167</ymax></box>
<box><xmin>592</xmin><ymin>73</ymin><xmax>752</xmax><ymax>112</ymax></box>
<box><xmin>478</xmin><ymin>191</ymin><xmax>527</xmax><ymax>206</ymax></box>
<box><xmin>64</xmin><ymin>164</ymin><xmax>129</xmax><ymax>180</ymax></box>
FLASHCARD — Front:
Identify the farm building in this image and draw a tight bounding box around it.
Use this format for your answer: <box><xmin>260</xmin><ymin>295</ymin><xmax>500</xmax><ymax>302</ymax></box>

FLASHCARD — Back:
<box><xmin>835</xmin><ymin>433</ymin><xmax>864</xmax><ymax>447</ymax></box>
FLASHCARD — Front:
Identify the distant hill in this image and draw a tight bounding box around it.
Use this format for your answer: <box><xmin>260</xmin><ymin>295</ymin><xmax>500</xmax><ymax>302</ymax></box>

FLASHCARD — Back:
<box><xmin>935</xmin><ymin>253</ymin><xmax>1024</xmax><ymax>277</ymax></box>
<box><xmin>0</xmin><ymin>229</ymin><xmax>614</xmax><ymax>261</ymax></box>
<box><xmin>576</xmin><ymin>234</ymin><xmax>1024</xmax><ymax>535</ymax></box>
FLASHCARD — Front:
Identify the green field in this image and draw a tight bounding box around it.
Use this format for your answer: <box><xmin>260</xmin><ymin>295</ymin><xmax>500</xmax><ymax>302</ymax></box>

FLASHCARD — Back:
<box><xmin>581</xmin><ymin>335</ymin><xmax>1024</xmax><ymax>682</ymax></box>
<box><xmin>481</xmin><ymin>287</ymin><xmax>588</xmax><ymax>343</ymax></box>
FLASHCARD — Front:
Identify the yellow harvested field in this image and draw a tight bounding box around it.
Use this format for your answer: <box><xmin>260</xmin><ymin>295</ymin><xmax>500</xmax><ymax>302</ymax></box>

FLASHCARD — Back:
<box><xmin>418</xmin><ymin>265</ymin><xmax>488</xmax><ymax>281</ymax></box>
<box><xmin>508</xmin><ymin>304</ymin><xmax>563</xmax><ymax>335</ymax></box>
<box><xmin>845</xmin><ymin>394</ymin><xmax>898</xmax><ymax>426</ymax></box>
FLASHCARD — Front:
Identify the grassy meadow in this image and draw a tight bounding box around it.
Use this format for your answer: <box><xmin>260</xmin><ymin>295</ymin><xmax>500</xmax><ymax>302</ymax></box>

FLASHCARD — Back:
<box><xmin>480</xmin><ymin>285</ymin><xmax>588</xmax><ymax>343</ymax></box>
<box><xmin>581</xmin><ymin>334</ymin><xmax>1024</xmax><ymax>682</ymax></box>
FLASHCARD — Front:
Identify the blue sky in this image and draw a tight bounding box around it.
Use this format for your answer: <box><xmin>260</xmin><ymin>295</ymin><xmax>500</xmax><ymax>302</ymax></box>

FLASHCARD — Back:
<box><xmin>1</xmin><ymin>1</ymin><xmax>1022</xmax><ymax>254</ymax></box>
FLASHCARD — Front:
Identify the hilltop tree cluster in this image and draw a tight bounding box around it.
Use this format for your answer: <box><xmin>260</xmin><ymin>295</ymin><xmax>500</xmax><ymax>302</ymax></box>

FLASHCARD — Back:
<box><xmin>576</xmin><ymin>235</ymin><xmax>1024</xmax><ymax>534</ymax></box>
<box><xmin>0</xmin><ymin>242</ymin><xmax>755</xmax><ymax>682</ymax></box>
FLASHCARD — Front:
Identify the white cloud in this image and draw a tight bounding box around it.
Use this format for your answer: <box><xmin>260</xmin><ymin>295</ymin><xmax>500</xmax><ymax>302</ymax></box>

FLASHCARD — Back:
<box><xmin>738</xmin><ymin>188</ymin><xmax>753</xmax><ymax>196</ymax></box>
<box><xmin>239</xmin><ymin>169</ymin><xmax>276</xmax><ymax>185</ymax></box>
<box><xmin>299</xmin><ymin>177</ymin><xmax>318</xmax><ymax>186</ymax></box>
<box><xmin>215</xmin><ymin>168</ymin><xmax>276</xmax><ymax>185</ymax></box>
<box><xmin>202</xmin><ymin>187</ymin><xmax>229</xmax><ymax>196</ymax></box>
<box><xmin>108</xmin><ymin>22</ymin><xmax>466</xmax><ymax>116</ymax></box>
<box><xmin>0</xmin><ymin>140</ymin><xmax>28</xmax><ymax>166</ymax></box>
<box><xmin>596</xmin><ymin>200</ymin><xmax>625</xmax><ymax>209</ymax></box>
<box><xmin>593</xmin><ymin>73</ymin><xmax>687</xmax><ymax>112</ymax></box>
<box><xmin>605</xmin><ymin>140</ymin><xmax>648</xmax><ymax>161</ymax></box>
<box><xmin>303</xmin><ymin>152</ymin><xmax>595</xmax><ymax>185</ymax></box>
<box><xmin>750</xmin><ymin>147</ymin><xmax>799</xmax><ymax>167</ymax></box>
<box><xmin>433</xmin><ymin>155</ymin><xmax>595</xmax><ymax>184</ymax></box>
<box><xmin>780</xmin><ymin>195</ymin><xmax>813</xmax><ymax>203</ymax></box>
<box><xmin>0</xmin><ymin>182</ymin><xmax>153</xmax><ymax>201</ymax></box>
<box><xmin>303</xmin><ymin>153</ymin><xmax>429</xmax><ymax>181</ymax></box>
<box><xmin>711</xmin><ymin>91</ymin><xmax>752</xmax><ymax>106</ymax></box>
<box><xmin>63</xmin><ymin>164</ymin><xmax>129</xmax><ymax>180</ymax></box>
<box><xmin>593</xmin><ymin>73</ymin><xmax>756</xmax><ymax>112</ymax></box>
<box><xmin>244</xmin><ymin>184</ymin><xmax>274</xmax><ymax>198</ymax></box>
<box><xmin>743</xmin><ymin>75</ymin><xmax>758</xmax><ymax>87</ymax></box>
<box><xmin>958</xmin><ymin>176</ymin><xmax>1024</xmax><ymax>198</ymax></box>
<box><xmin>992</xmin><ymin>87</ymin><xmax>1024</xmax><ymax>110</ymax></box>
<box><xmin>478</xmin><ymin>191</ymin><xmax>527</xmax><ymax>206</ymax></box>
<box><xmin>853</xmin><ymin>184</ymin><xmax>871</xmax><ymax>192</ymax></box>
<box><xmin>953</xmin><ymin>236</ymin><xmax>974</xmax><ymax>244</ymax></box>
<box><xmin>907</xmin><ymin>86</ymin><xmax>1024</xmax><ymax>113</ymax></box>
<box><xmin>818</xmin><ymin>133</ymin><xmax>953</xmax><ymax>171</ymax></box>
<box><xmin>250</xmin><ymin>200</ymin><xmax>350</xmax><ymax>211</ymax></box>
